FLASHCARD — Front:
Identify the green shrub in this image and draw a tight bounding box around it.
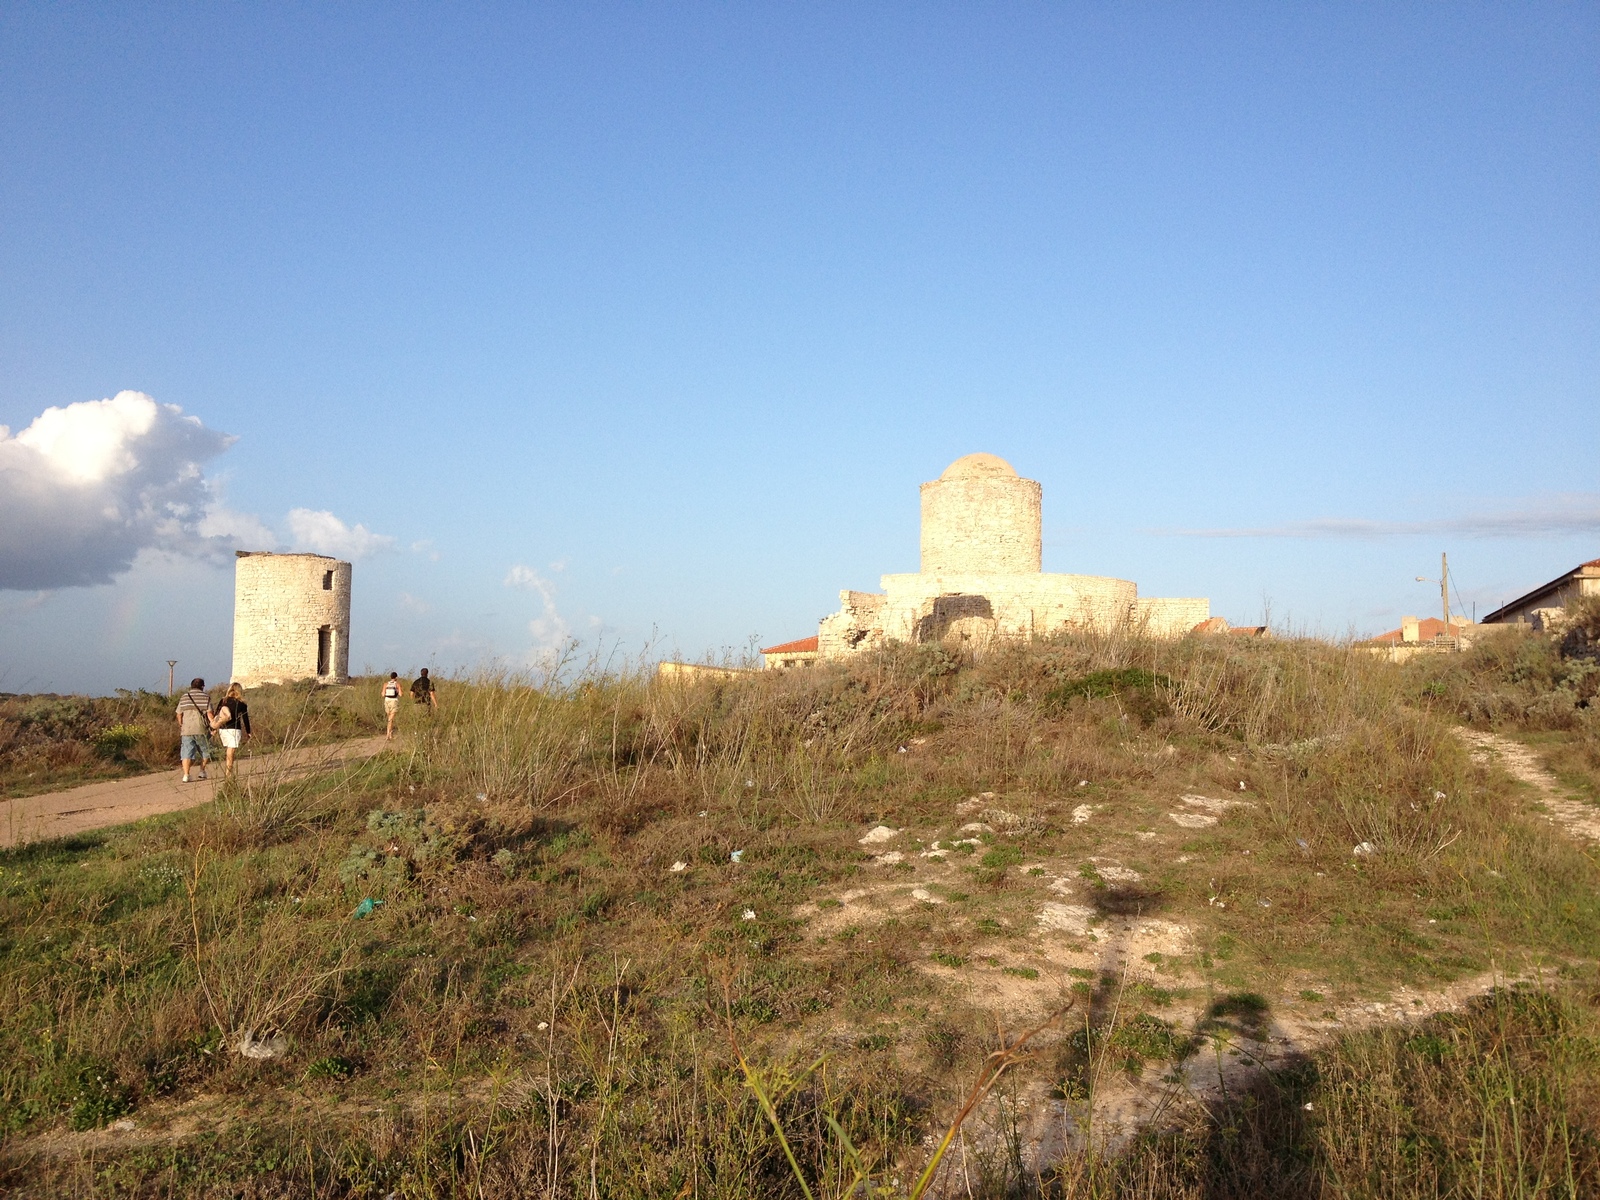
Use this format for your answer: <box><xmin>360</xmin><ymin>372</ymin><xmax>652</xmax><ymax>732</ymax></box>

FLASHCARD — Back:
<box><xmin>91</xmin><ymin>724</ymin><xmax>146</xmax><ymax>760</ymax></box>
<box><xmin>67</xmin><ymin>1064</ymin><xmax>132</xmax><ymax>1131</ymax></box>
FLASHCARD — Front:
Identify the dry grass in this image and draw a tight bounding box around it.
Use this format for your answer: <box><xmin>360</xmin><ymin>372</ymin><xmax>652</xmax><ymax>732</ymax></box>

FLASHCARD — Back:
<box><xmin>0</xmin><ymin>628</ymin><xmax>1597</xmax><ymax>1196</ymax></box>
<box><xmin>0</xmin><ymin>682</ymin><xmax>382</xmax><ymax>800</ymax></box>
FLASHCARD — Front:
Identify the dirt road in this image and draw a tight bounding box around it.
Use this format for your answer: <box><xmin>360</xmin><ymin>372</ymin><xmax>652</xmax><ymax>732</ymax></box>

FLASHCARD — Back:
<box><xmin>1457</xmin><ymin>727</ymin><xmax>1600</xmax><ymax>843</ymax></box>
<box><xmin>0</xmin><ymin>736</ymin><xmax>392</xmax><ymax>848</ymax></box>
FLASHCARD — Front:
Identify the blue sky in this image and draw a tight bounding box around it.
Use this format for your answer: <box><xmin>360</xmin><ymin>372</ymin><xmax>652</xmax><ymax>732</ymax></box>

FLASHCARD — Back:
<box><xmin>2</xmin><ymin>4</ymin><xmax>1596</xmax><ymax>694</ymax></box>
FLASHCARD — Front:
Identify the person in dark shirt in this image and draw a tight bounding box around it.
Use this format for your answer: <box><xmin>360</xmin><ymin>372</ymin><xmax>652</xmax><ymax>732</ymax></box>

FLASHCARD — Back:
<box><xmin>210</xmin><ymin>682</ymin><xmax>252</xmax><ymax>779</ymax></box>
<box><xmin>411</xmin><ymin>668</ymin><xmax>438</xmax><ymax>712</ymax></box>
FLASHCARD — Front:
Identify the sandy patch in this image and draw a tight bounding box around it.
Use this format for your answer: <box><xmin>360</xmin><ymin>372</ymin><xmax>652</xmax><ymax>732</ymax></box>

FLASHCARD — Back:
<box><xmin>1038</xmin><ymin>903</ymin><xmax>1097</xmax><ymax>935</ymax></box>
<box><xmin>1178</xmin><ymin>793</ymin><xmax>1253</xmax><ymax>813</ymax></box>
<box><xmin>1457</xmin><ymin>728</ymin><xmax>1600</xmax><ymax>843</ymax></box>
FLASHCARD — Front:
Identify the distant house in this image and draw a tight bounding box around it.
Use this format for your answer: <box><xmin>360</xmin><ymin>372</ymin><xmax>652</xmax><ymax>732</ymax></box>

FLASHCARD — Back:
<box><xmin>1361</xmin><ymin>615</ymin><xmax>1478</xmax><ymax>662</ymax></box>
<box><xmin>1482</xmin><ymin>559</ymin><xmax>1600</xmax><ymax>630</ymax></box>
<box><xmin>761</xmin><ymin>636</ymin><xmax>819</xmax><ymax>669</ymax></box>
<box><xmin>1367</xmin><ymin>616</ymin><xmax>1475</xmax><ymax>645</ymax></box>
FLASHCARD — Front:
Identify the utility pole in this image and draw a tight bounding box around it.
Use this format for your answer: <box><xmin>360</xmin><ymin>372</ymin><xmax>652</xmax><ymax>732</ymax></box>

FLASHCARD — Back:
<box><xmin>1441</xmin><ymin>552</ymin><xmax>1451</xmax><ymax>640</ymax></box>
<box><xmin>1416</xmin><ymin>554</ymin><xmax>1457</xmax><ymax>650</ymax></box>
<box><xmin>166</xmin><ymin>660</ymin><xmax>178</xmax><ymax>695</ymax></box>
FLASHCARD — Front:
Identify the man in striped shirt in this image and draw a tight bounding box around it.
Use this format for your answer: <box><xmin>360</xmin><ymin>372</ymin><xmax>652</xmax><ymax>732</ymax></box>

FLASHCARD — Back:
<box><xmin>176</xmin><ymin>678</ymin><xmax>213</xmax><ymax>783</ymax></box>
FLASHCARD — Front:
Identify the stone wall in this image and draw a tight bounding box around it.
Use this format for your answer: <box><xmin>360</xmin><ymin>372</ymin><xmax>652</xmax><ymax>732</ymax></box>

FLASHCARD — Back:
<box><xmin>920</xmin><ymin>474</ymin><xmax>1042</xmax><ymax>574</ymax></box>
<box><xmin>879</xmin><ymin>572</ymin><xmax>1138</xmax><ymax>641</ymax></box>
<box><xmin>1134</xmin><ymin>597</ymin><xmax>1212</xmax><ymax>638</ymax></box>
<box><xmin>231</xmin><ymin>552</ymin><xmax>352</xmax><ymax>687</ymax></box>
<box><xmin>819</xmin><ymin>575</ymin><xmax>1208</xmax><ymax>658</ymax></box>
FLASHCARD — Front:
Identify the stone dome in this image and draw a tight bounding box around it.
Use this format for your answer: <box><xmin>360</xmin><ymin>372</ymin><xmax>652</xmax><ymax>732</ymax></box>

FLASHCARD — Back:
<box><xmin>939</xmin><ymin>453</ymin><xmax>1018</xmax><ymax>481</ymax></box>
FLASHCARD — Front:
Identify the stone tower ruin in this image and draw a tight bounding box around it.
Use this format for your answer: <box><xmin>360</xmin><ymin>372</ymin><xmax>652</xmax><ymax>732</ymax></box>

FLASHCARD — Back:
<box><xmin>818</xmin><ymin>453</ymin><xmax>1209</xmax><ymax>658</ymax></box>
<box><xmin>231</xmin><ymin>552</ymin><xmax>352</xmax><ymax>687</ymax></box>
<box><xmin>920</xmin><ymin>452</ymin><xmax>1043</xmax><ymax>574</ymax></box>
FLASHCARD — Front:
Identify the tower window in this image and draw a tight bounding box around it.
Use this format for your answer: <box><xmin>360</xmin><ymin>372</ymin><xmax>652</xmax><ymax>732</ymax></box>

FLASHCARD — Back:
<box><xmin>322</xmin><ymin>570</ymin><xmax>333</xmax><ymax>590</ymax></box>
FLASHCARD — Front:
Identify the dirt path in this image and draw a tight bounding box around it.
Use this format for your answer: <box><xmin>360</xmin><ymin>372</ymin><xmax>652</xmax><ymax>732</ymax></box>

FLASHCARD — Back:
<box><xmin>0</xmin><ymin>736</ymin><xmax>393</xmax><ymax>848</ymax></box>
<box><xmin>1456</xmin><ymin>727</ymin><xmax>1600</xmax><ymax>843</ymax></box>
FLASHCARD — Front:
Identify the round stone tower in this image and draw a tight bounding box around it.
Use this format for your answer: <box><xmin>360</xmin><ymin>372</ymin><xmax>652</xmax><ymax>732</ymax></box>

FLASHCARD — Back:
<box><xmin>231</xmin><ymin>552</ymin><xmax>352</xmax><ymax>687</ymax></box>
<box><xmin>919</xmin><ymin>453</ymin><xmax>1042</xmax><ymax>575</ymax></box>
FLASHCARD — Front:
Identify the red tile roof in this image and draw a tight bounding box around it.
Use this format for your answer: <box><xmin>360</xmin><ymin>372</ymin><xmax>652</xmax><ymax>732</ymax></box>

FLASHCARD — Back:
<box><xmin>761</xmin><ymin>636</ymin><xmax>819</xmax><ymax>655</ymax></box>
<box><xmin>1368</xmin><ymin>617</ymin><xmax>1472</xmax><ymax>644</ymax></box>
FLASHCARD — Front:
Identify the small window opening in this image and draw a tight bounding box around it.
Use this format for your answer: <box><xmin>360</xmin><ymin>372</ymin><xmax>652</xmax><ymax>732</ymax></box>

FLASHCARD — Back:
<box><xmin>317</xmin><ymin>626</ymin><xmax>332</xmax><ymax>676</ymax></box>
<box><xmin>322</xmin><ymin>570</ymin><xmax>334</xmax><ymax>590</ymax></box>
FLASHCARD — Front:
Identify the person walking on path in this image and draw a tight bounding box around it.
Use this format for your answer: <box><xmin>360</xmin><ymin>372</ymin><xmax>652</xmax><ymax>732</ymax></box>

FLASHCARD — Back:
<box><xmin>176</xmin><ymin>679</ymin><xmax>213</xmax><ymax>783</ymax></box>
<box><xmin>381</xmin><ymin>672</ymin><xmax>403</xmax><ymax>739</ymax></box>
<box><xmin>210</xmin><ymin>683</ymin><xmax>252</xmax><ymax>779</ymax></box>
<box><xmin>411</xmin><ymin>668</ymin><xmax>438</xmax><ymax>714</ymax></box>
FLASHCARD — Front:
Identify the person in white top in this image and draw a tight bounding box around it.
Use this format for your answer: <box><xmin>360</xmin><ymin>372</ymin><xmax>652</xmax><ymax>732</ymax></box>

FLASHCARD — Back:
<box><xmin>381</xmin><ymin>672</ymin><xmax>403</xmax><ymax>740</ymax></box>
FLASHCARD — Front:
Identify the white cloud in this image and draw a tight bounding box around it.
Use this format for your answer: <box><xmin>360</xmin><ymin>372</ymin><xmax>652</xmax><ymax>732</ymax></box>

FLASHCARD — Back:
<box><xmin>1154</xmin><ymin>494</ymin><xmax>1600</xmax><ymax>540</ymax></box>
<box><xmin>286</xmin><ymin>508</ymin><xmax>395</xmax><ymax>559</ymax></box>
<box><xmin>0</xmin><ymin>391</ymin><xmax>242</xmax><ymax>590</ymax></box>
<box><xmin>198</xmin><ymin>501</ymin><xmax>279</xmax><ymax>548</ymax></box>
<box><xmin>505</xmin><ymin>564</ymin><xmax>572</xmax><ymax>660</ymax></box>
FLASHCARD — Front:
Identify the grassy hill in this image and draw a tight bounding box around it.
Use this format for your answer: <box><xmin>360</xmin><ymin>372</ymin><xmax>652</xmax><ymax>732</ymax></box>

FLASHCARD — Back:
<box><xmin>2</xmin><ymin>617</ymin><xmax>1597</xmax><ymax>1198</ymax></box>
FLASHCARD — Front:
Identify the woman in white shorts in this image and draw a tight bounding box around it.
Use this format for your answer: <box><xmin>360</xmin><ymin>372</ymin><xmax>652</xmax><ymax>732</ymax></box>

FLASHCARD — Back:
<box><xmin>211</xmin><ymin>683</ymin><xmax>252</xmax><ymax>779</ymax></box>
<box><xmin>382</xmin><ymin>672</ymin><xmax>402</xmax><ymax>739</ymax></box>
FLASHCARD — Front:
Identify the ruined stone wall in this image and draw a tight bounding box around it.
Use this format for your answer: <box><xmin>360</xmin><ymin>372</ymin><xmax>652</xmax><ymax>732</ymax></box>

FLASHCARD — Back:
<box><xmin>1134</xmin><ymin>597</ymin><xmax>1211</xmax><ymax>638</ymax></box>
<box><xmin>231</xmin><ymin>552</ymin><xmax>352</xmax><ymax>687</ymax></box>
<box><xmin>879</xmin><ymin>573</ymin><xmax>1136</xmax><ymax>642</ymax></box>
<box><xmin>919</xmin><ymin>475</ymin><xmax>1042</xmax><ymax>575</ymax></box>
<box><xmin>818</xmin><ymin>576</ymin><xmax>1211</xmax><ymax>659</ymax></box>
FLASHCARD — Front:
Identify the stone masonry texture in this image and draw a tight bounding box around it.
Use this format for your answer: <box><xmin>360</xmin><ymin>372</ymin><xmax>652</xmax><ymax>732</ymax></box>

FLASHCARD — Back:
<box><xmin>920</xmin><ymin>472</ymin><xmax>1042</xmax><ymax>574</ymax></box>
<box><xmin>231</xmin><ymin>552</ymin><xmax>352</xmax><ymax>687</ymax></box>
<box><xmin>819</xmin><ymin>453</ymin><xmax>1209</xmax><ymax>659</ymax></box>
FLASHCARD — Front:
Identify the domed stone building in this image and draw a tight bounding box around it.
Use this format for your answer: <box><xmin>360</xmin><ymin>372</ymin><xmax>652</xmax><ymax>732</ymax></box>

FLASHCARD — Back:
<box><xmin>817</xmin><ymin>454</ymin><xmax>1208</xmax><ymax>658</ymax></box>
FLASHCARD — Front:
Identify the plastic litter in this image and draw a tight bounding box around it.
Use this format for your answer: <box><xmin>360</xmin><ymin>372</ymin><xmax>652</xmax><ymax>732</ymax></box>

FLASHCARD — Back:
<box><xmin>236</xmin><ymin>1032</ymin><xmax>288</xmax><ymax>1059</ymax></box>
<box><xmin>670</xmin><ymin>861</ymin><xmax>688</xmax><ymax>872</ymax></box>
<box><xmin>475</xmin><ymin>792</ymin><xmax>487</xmax><ymax>802</ymax></box>
<box><xmin>741</xmin><ymin>909</ymin><xmax>757</xmax><ymax>921</ymax></box>
<box><xmin>1352</xmin><ymin>842</ymin><xmax>1377</xmax><ymax>858</ymax></box>
<box><xmin>729</xmin><ymin>849</ymin><xmax>744</xmax><ymax>863</ymax></box>
<box><xmin>352</xmin><ymin>898</ymin><xmax>384</xmax><ymax>919</ymax></box>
